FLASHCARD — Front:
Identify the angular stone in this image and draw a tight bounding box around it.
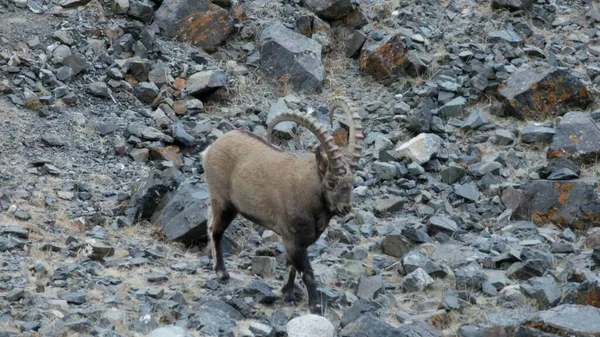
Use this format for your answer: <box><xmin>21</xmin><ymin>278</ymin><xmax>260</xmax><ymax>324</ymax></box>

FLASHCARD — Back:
<box><xmin>356</xmin><ymin>274</ymin><xmax>384</xmax><ymax>300</ymax></box>
<box><xmin>514</xmin><ymin>178</ymin><xmax>600</xmax><ymax>230</ymax></box>
<box><xmin>259</xmin><ymin>22</ymin><xmax>324</xmax><ymax>93</ymax></box>
<box><xmin>252</xmin><ymin>256</ymin><xmax>277</xmax><ymax>276</ymax></box>
<box><xmin>383</xmin><ymin>233</ymin><xmax>413</xmax><ymax>258</ymax></box>
<box><xmin>561</xmin><ymin>280</ymin><xmax>600</xmax><ymax>308</ymax></box>
<box><xmin>520</xmin><ymin>276</ymin><xmax>561</xmax><ymax>309</ymax></box>
<box><xmin>346</xmin><ymin>30</ymin><xmax>367</xmax><ymax>58</ymax></box>
<box><xmin>454</xmin><ymin>261</ymin><xmax>487</xmax><ymax>290</ymax></box>
<box><xmin>487</xmin><ymin>30</ymin><xmax>524</xmax><ymax>46</ymax></box>
<box><xmin>303</xmin><ymin>0</ymin><xmax>352</xmax><ymax>20</ymax></box>
<box><xmin>127</xmin><ymin>1</ymin><xmax>154</xmax><ymax>23</ymax></box>
<box><xmin>153</xmin><ymin>0</ymin><xmax>210</xmax><ymax>38</ymax></box>
<box><xmin>521</xmin><ymin>124</ymin><xmax>555</xmax><ymax>144</ymax></box>
<box><xmin>547</xmin><ymin>111</ymin><xmax>600</xmax><ymax>164</ymax></box>
<box><xmin>521</xmin><ymin>305</ymin><xmax>600</xmax><ymax>335</ymax></box>
<box><xmin>186</xmin><ymin>70</ymin><xmax>227</xmax><ymax>98</ymax></box>
<box><xmin>497</xmin><ymin>67</ymin><xmax>593</xmax><ymax>121</ymax></box>
<box><xmin>403</xmin><ymin>267</ymin><xmax>434</xmax><ymax>292</ymax></box>
<box><xmin>428</xmin><ymin>215</ymin><xmax>458</xmax><ymax>235</ymax></box>
<box><xmin>360</xmin><ymin>34</ymin><xmax>409</xmax><ymax>80</ymax></box>
<box><xmin>394</xmin><ymin>133</ymin><xmax>444</xmax><ymax>165</ymax></box>
<box><xmin>491</xmin><ymin>0</ymin><xmax>534</xmax><ymax>10</ymax></box>
<box><xmin>134</xmin><ymin>82</ymin><xmax>159</xmax><ymax>104</ymax></box>
<box><xmin>176</xmin><ymin>4</ymin><xmax>234</xmax><ymax>52</ymax></box>
<box><xmin>150</xmin><ymin>177</ymin><xmax>209</xmax><ymax>244</ymax></box>
<box><xmin>340</xmin><ymin>315</ymin><xmax>401</xmax><ymax>336</ymax></box>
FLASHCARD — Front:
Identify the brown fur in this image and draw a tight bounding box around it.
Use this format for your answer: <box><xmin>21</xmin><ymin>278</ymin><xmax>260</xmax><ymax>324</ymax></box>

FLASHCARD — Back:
<box><xmin>202</xmin><ymin>98</ymin><xmax>363</xmax><ymax>315</ymax></box>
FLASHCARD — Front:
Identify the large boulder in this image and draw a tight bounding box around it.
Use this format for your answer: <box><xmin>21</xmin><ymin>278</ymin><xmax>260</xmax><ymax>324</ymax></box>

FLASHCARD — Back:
<box><xmin>154</xmin><ymin>0</ymin><xmax>233</xmax><ymax>52</ymax></box>
<box><xmin>150</xmin><ymin>177</ymin><xmax>210</xmax><ymax>244</ymax></box>
<box><xmin>153</xmin><ymin>0</ymin><xmax>210</xmax><ymax>38</ymax></box>
<box><xmin>513</xmin><ymin>178</ymin><xmax>600</xmax><ymax>230</ymax></box>
<box><xmin>303</xmin><ymin>0</ymin><xmax>353</xmax><ymax>20</ymax></box>
<box><xmin>547</xmin><ymin>111</ymin><xmax>600</xmax><ymax>164</ymax></box>
<box><xmin>259</xmin><ymin>22</ymin><xmax>324</xmax><ymax>93</ymax></box>
<box><xmin>520</xmin><ymin>304</ymin><xmax>600</xmax><ymax>336</ymax></box>
<box><xmin>496</xmin><ymin>67</ymin><xmax>593</xmax><ymax>120</ymax></box>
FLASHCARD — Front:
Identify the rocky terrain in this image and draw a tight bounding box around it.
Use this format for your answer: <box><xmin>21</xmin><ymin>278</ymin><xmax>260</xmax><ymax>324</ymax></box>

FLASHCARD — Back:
<box><xmin>1</xmin><ymin>0</ymin><xmax>600</xmax><ymax>335</ymax></box>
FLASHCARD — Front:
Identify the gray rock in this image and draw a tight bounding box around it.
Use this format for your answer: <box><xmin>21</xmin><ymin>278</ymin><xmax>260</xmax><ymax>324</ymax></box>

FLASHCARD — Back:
<box><xmin>454</xmin><ymin>261</ymin><xmax>486</xmax><ymax>290</ymax></box>
<box><xmin>287</xmin><ymin>314</ymin><xmax>335</xmax><ymax>337</ymax></box>
<box><xmin>153</xmin><ymin>0</ymin><xmax>209</xmax><ymax>38</ymax></box>
<box><xmin>259</xmin><ymin>22</ymin><xmax>324</xmax><ymax>93</ymax></box>
<box><xmin>150</xmin><ymin>177</ymin><xmax>210</xmax><ymax>244</ymax></box>
<box><xmin>488</xmin><ymin>30</ymin><xmax>523</xmax><ymax>46</ymax></box>
<box><xmin>88</xmin><ymin>81</ymin><xmax>110</xmax><ymax>97</ymax></box>
<box><xmin>374</xmin><ymin>196</ymin><xmax>406</xmax><ymax>215</ymax></box>
<box><xmin>521</xmin><ymin>304</ymin><xmax>600</xmax><ymax>335</ymax></box>
<box><xmin>394</xmin><ymin>133</ymin><xmax>444</xmax><ymax>164</ymax></box>
<box><xmin>127</xmin><ymin>1</ymin><xmax>154</xmax><ymax>23</ymax></box>
<box><xmin>428</xmin><ymin>215</ymin><xmax>458</xmax><ymax>235</ymax></box>
<box><xmin>383</xmin><ymin>233</ymin><xmax>413</xmax><ymax>258</ymax></box>
<box><xmin>491</xmin><ymin>0</ymin><xmax>534</xmax><ymax>10</ymax></box>
<box><xmin>455</xmin><ymin>182</ymin><xmax>479</xmax><ymax>202</ymax></box>
<box><xmin>303</xmin><ymin>0</ymin><xmax>352</xmax><ymax>20</ymax></box>
<box><xmin>403</xmin><ymin>267</ymin><xmax>434</xmax><ymax>292</ymax></box>
<box><xmin>521</xmin><ymin>124</ymin><xmax>555</xmax><ymax>143</ymax></box>
<box><xmin>250</xmin><ymin>322</ymin><xmax>274</xmax><ymax>337</ymax></box>
<box><xmin>438</xmin><ymin>96</ymin><xmax>466</xmax><ymax>119</ymax></box>
<box><xmin>356</xmin><ymin>274</ymin><xmax>384</xmax><ymax>300</ymax></box>
<box><xmin>134</xmin><ymin>82</ymin><xmax>159</xmax><ymax>104</ymax></box>
<box><xmin>548</xmin><ymin>111</ymin><xmax>600</xmax><ymax>164</ymax></box>
<box><xmin>461</xmin><ymin>109</ymin><xmax>488</xmax><ymax>130</ymax></box>
<box><xmin>441</xmin><ymin>165</ymin><xmax>465</xmax><ymax>184</ymax></box>
<box><xmin>497</xmin><ymin>67</ymin><xmax>593</xmax><ymax>120</ymax></box>
<box><xmin>252</xmin><ymin>256</ymin><xmax>277</xmax><ymax>276</ymax></box>
<box><xmin>186</xmin><ymin>70</ymin><xmax>227</xmax><ymax>98</ymax></box>
<box><xmin>372</xmin><ymin>161</ymin><xmax>397</xmax><ymax>181</ymax></box>
<box><xmin>494</xmin><ymin>129</ymin><xmax>515</xmax><ymax>145</ymax></box>
<box><xmin>520</xmin><ymin>276</ymin><xmax>561</xmax><ymax>308</ymax></box>
<box><xmin>148</xmin><ymin>326</ymin><xmax>192</xmax><ymax>337</ymax></box>
<box><xmin>346</xmin><ymin>30</ymin><xmax>367</xmax><ymax>58</ymax></box>
<box><xmin>340</xmin><ymin>315</ymin><xmax>401</xmax><ymax>336</ymax></box>
<box><xmin>403</xmin><ymin>251</ymin><xmax>446</xmax><ymax>277</ymax></box>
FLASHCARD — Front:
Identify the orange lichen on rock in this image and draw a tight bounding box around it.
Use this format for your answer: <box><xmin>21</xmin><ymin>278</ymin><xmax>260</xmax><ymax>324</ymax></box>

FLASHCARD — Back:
<box><xmin>359</xmin><ymin>34</ymin><xmax>408</xmax><ymax>79</ymax></box>
<box><xmin>178</xmin><ymin>4</ymin><xmax>234</xmax><ymax>51</ymax></box>
<box><xmin>556</xmin><ymin>182</ymin><xmax>574</xmax><ymax>205</ymax></box>
<box><xmin>150</xmin><ymin>146</ymin><xmax>184</xmax><ymax>167</ymax></box>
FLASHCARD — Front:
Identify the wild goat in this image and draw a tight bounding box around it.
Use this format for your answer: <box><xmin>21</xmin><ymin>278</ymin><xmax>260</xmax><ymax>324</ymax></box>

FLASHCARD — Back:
<box><xmin>200</xmin><ymin>97</ymin><xmax>364</xmax><ymax>314</ymax></box>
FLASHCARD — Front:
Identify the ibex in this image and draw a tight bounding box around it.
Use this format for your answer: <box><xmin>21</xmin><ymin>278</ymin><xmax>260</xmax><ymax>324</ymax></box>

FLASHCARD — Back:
<box><xmin>200</xmin><ymin>96</ymin><xmax>364</xmax><ymax>314</ymax></box>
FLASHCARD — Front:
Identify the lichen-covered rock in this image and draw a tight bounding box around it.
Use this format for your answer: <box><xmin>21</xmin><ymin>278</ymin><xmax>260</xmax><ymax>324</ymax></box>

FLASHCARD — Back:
<box><xmin>520</xmin><ymin>304</ymin><xmax>600</xmax><ymax>336</ymax></box>
<box><xmin>360</xmin><ymin>34</ymin><xmax>409</xmax><ymax>80</ymax></box>
<box><xmin>153</xmin><ymin>0</ymin><xmax>210</xmax><ymax>38</ymax></box>
<box><xmin>186</xmin><ymin>70</ymin><xmax>228</xmax><ymax>98</ymax></box>
<box><xmin>303</xmin><ymin>0</ymin><xmax>353</xmax><ymax>20</ymax></box>
<box><xmin>259</xmin><ymin>22</ymin><xmax>324</xmax><ymax>93</ymax></box>
<box><xmin>547</xmin><ymin>111</ymin><xmax>600</xmax><ymax>164</ymax></box>
<box><xmin>514</xmin><ymin>178</ymin><xmax>600</xmax><ymax>230</ymax></box>
<box><xmin>177</xmin><ymin>3</ymin><xmax>234</xmax><ymax>52</ymax></box>
<box><xmin>497</xmin><ymin>67</ymin><xmax>593</xmax><ymax>120</ymax></box>
<box><xmin>287</xmin><ymin>314</ymin><xmax>335</xmax><ymax>337</ymax></box>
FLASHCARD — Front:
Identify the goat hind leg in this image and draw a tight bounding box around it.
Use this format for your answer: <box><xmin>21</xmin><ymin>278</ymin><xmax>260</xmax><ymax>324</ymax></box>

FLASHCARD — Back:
<box><xmin>209</xmin><ymin>200</ymin><xmax>237</xmax><ymax>281</ymax></box>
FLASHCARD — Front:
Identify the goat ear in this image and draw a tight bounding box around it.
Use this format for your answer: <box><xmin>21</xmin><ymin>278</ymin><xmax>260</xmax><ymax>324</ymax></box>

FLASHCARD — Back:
<box><xmin>314</xmin><ymin>145</ymin><xmax>328</xmax><ymax>176</ymax></box>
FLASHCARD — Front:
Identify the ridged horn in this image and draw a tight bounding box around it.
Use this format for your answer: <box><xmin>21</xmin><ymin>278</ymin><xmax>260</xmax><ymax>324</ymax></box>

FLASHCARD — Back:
<box><xmin>328</xmin><ymin>96</ymin><xmax>364</xmax><ymax>167</ymax></box>
<box><xmin>267</xmin><ymin>110</ymin><xmax>345</xmax><ymax>174</ymax></box>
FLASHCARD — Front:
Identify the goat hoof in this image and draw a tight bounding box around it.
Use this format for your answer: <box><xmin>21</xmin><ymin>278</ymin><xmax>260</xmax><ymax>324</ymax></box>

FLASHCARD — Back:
<box><xmin>282</xmin><ymin>291</ymin><xmax>296</xmax><ymax>304</ymax></box>
<box><xmin>216</xmin><ymin>270</ymin><xmax>230</xmax><ymax>282</ymax></box>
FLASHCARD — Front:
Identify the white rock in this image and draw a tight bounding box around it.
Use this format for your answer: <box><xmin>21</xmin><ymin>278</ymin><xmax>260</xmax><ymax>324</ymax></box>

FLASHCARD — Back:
<box><xmin>287</xmin><ymin>314</ymin><xmax>335</xmax><ymax>337</ymax></box>
<box><xmin>394</xmin><ymin>133</ymin><xmax>444</xmax><ymax>164</ymax></box>
<box><xmin>148</xmin><ymin>325</ymin><xmax>191</xmax><ymax>337</ymax></box>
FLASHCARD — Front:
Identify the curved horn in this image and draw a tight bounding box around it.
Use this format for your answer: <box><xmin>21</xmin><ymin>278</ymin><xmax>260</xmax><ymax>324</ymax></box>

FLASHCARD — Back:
<box><xmin>267</xmin><ymin>110</ymin><xmax>344</xmax><ymax>173</ymax></box>
<box><xmin>328</xmin><ymin>96</ymin><xmax>364</xmax><ymax>166</ymax></box>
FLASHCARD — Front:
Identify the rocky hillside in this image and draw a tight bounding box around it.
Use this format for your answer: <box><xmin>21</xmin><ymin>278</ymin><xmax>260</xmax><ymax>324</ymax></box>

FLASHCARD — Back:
<box><xmin>1</xmin><ymin>0</ymin><xmax>600</xmax><ymax>335</ymax></box>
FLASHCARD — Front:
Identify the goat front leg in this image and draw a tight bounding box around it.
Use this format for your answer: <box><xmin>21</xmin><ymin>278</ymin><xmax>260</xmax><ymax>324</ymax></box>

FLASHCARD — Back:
<box><xmin>286</xmin><ymin>244</ymin><xmax>321</xmax><ymax>315</ymax></box>
<box><xmin>281</xmin><ymin>261</ymin><xmax>297</xmax><ymax>304</ymax></box>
